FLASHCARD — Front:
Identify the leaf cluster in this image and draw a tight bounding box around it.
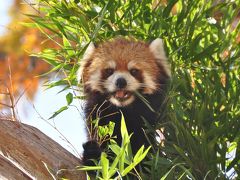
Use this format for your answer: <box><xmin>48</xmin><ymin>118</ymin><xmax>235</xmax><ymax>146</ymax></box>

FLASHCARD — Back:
<box><xmin>28</xmin><ymin>0</ymin><xmax>240</xmax><ymax>179</ymax></box>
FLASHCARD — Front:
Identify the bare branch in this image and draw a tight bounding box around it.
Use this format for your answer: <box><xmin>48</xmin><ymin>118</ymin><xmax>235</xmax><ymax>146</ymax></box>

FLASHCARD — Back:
<box><xmin>0</xmin><ymin>118</ymin><xmax>85</xmax><ymax>180</ymax></box>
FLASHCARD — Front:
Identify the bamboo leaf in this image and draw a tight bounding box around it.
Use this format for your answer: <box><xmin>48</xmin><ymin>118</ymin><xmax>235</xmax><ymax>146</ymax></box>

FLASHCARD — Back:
<box><xmin>48</xmin><ymin>106</ymin><xmax>68</xmax><ymax>119</ymax></box>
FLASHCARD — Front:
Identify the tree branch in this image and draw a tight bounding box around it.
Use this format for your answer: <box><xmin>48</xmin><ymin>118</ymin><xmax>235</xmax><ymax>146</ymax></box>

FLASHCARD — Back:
<box><xmin>0</xmin><ymin>118</ymin><xmax>85</xmax><ymax>180</ymax></box>
<box><xmin>0</xmin><ymin>155</ymin><xmax>32</xmax><ymax>180</ymax></box>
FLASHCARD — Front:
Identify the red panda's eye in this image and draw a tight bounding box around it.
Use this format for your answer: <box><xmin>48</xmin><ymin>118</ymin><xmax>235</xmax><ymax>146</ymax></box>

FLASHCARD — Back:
<box><xmin>104</xmin><ymin>68</ymin><xmax>114</xmax><ymax>76</ymax></box>
<box><xmin>130</xmin><ymin>68</ymin><xmax>140</xmax><ymax>76</ymax></box>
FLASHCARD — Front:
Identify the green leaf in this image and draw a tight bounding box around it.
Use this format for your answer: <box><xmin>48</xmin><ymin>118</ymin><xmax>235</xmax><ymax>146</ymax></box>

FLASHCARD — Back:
<box><xmin>122</xmin><ymin>146</ymin><xmax>151</xmax><ymax>176</ymax></box>
<box><xmin>48</xmin><ymin>106</ymin><xmax>68</xmax><ymax>119</ymax></box>
<box><xmin>109</xmin><ymin>143</ymin><xmax>125</xmax><ymax>177</ymax></box>
<box><xmin>66</xmin><ymin>92</ymin><xmax>73</xmax><ymax>105</ymax></box>
<box><xmin>120</xmin><ymin>113</ymin><xmax>129</xmax><ymax>142</ymax></box>
<box><xmin>25</xmin><ymin>0</ymin><xmax>240</xmax><ymax>178</ymax></box>
<box><xmin>163</xmin><ymin>0</ymin><xmax>178</xmax><ymax>17</ymax></box>
<box><xmin>80</xmin><ymin>166</ymin><xmax>102</xmax><ymax>171</ymax></box>
<box><xmin>160</xmin><ymin>163</ymin><xmax>185</xmax><ymax>180</ymax></box>
<box><xmin>101</xmin><ymin>152</ymin><xmax>109</xmax><ymax>179</ymax></box>
<box><xmin>62</xmin><ymin>34</ymin><xmax>75</xmax><ymax>57</ymax></box>
<box><xmin>192</xmin><ymin>42</ymin><xmax>220</xmax><ymax>60</ymax></box>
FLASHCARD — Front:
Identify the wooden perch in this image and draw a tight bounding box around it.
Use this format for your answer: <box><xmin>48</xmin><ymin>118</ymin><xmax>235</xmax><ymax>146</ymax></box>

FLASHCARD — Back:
<box><xmin>0</xmin><ymin>118</ymin><xmax>86</xmax><ymax>180</ymax></box>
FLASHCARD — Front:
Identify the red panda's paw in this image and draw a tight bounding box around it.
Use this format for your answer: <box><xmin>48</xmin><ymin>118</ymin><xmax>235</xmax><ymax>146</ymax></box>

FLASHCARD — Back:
<box><xmin>82</xmin><ymin>140</ymin><xmax>102</xmax><ymax>166</ymax></box>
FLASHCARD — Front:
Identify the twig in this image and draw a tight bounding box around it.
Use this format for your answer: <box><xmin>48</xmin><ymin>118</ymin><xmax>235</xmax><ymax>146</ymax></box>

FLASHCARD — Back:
<box><xmin>14</xmin><ymin>86</ymin><xmax>29</xmax><ymax>106</ymax></box>
<box><xmin>30</xmin><ymin>100</ymin><xmax>81</xmax><ymax>158</ymax></box>
<box><xmin>22</xmin><ymin>0</ymin><xmax>41</xmax><ymax>15</ymax></box>
<box><xmin>0</xmin><ymin>92</ymin><xmax>10</xmax><ymax>95</ymax></box>
<box><xmin>0</xmin><ymin>102</ymin><xmax>12</xmax><ymax>108</ymax></box>
<box><xmin>7</xmin><ymin>58</ymin><xmax>19</xmax><ymax>122</ymax></box>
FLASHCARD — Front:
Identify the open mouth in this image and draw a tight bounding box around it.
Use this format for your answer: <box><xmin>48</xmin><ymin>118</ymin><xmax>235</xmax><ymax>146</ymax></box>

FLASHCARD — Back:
<box><xmin>112</xmin><ymin>90</ymin><xmax>132</xmax><ymax>101</ymax></box>
<box><xmin>109</xmin><ymin>90</ymin><xmax>135</xmax><ymax>106</ymax></box>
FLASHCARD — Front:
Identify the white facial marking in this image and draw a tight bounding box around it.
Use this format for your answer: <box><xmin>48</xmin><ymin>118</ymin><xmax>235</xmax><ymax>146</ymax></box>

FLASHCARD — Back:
<box><xmin>142</xmin><ymin>72</ymin><xmax>157</xmax><ymax>94</ymax></box>
<box><xmin>110</xmin><ymin>96</ymin><xmax>135</xmax><ymax>107</ymax></box>
<box><xmin>87</xmin><ymin>70</ymin><xmax>103</xmax><ymax>92</ymax></box>
<box><xmin>108</xmin><ymin>60</ymin><xmax>116</xmax><ymax>69</ymax></box>
<box><xmin>103</xmin><ymin>71</ymin><xmax>140</xmax><ymax>107</ymax></box>
<box><xmin>104</xmin><ymin>72</ymin><xmax>140</xmax><ymax>92</ymax></box>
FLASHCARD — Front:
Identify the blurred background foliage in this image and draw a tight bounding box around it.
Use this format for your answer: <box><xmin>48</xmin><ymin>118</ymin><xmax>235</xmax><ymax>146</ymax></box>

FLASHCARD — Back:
<box><xmin>1</xmin><ymin>0</ymin><xmax>240</xmax><ymax>179</ymax></box>
<box><xmin>0</xmin><ymin>0</ymin><xmax>51</xmax><ymax>110</ymax></box>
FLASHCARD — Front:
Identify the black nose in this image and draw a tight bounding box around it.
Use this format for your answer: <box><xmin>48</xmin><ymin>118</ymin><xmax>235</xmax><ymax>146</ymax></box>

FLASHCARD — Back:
<box><xmin>115</xmin><ymin>78</ymin><xmax>127</xmax><ymax>89</ymax></box>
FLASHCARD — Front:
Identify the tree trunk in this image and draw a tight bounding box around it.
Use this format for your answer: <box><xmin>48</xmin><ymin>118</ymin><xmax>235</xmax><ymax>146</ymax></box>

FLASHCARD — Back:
<box><xmin>0</xmin><ymin>118</ymin><xmax>86</xmax><ymax>180</ymax></box>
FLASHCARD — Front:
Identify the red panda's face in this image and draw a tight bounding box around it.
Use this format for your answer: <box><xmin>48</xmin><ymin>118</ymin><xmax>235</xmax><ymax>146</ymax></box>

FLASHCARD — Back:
<box><xmin>100</xmin><ymin>60</ymin><xmax>146</xmax><ymax>107</ymax></box>
<box><xmin>78</xmin><ymin>38</ymin><xmax>170</xmax><ymax>107</ymax></box>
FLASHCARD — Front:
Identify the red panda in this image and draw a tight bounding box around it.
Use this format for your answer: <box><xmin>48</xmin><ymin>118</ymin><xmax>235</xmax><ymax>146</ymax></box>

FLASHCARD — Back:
<box><xmin>78</xmin><ymin>37</ymin><xmax>170</xmax><ymax>167</ymax></box>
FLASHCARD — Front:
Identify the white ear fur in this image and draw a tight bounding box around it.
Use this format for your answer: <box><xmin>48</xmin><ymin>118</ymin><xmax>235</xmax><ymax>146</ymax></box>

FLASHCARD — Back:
<box><xmin>83</xmin><ymin>42</ymin><xmax>95</xmax><ymax>60</ymax></box>
<box><xmin>149</xmin><ymin>38</ymin><xmax>171</xmax><ymax>77</ymax></box>
<box><xmin>77</xmin><ymin>42</ymin><xmax>96</xmax><ymax>83</ymax></box>
<box><xmin>149</xmin><ymin>38</ymin><xmax>167</xmax><ymax>60</ymax></box>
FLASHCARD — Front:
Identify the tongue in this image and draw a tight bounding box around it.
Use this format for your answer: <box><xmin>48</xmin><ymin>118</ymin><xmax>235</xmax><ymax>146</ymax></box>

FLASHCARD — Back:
<box><xmin>115</xmin><ymin>90</ymin><xmax>127</xmax><ymax>98</ymax></box>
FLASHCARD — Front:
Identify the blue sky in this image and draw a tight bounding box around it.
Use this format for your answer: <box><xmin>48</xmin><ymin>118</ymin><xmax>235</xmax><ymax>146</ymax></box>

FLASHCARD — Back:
<box><xmin>17</xmin><ymin>84</ymin><xmax>86</xmax><ymax>156</ymax></box>
<box><xmin>0</xmin><ymin>0</ymin><xmax>13</xmax><ymax>34</ymax></box>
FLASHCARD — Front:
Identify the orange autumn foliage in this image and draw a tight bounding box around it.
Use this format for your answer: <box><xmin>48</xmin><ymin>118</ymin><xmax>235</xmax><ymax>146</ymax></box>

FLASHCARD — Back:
<box><xmin>0</xmin><ymin>0</ymin><xmax>56</xmax><ymax>108</ymax></box>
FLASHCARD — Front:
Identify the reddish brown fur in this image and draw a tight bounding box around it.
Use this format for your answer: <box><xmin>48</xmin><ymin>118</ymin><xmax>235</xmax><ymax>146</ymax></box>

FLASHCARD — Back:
<box><xmin>82</xmin><ymin>38</ymin><xmax>160</xmax><ymax>88</ymax></box>
<box><xmin>81</xmin><ymin>38</ymin><xmax>171</xmax><ymax>172</ymax></box>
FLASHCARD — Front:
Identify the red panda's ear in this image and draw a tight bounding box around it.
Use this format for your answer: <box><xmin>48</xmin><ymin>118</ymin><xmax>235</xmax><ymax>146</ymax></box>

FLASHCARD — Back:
<box><xmin>77</xmin><ymin>42</ymin><xmax>96</xmax><ymax>83</ymax></box>
<box><xmin>149</xmin><ymin>38</ymin><xmax>171</xmax><ymax>77</ymax></box>
<box><xmin>83</xmin><ymin>42</ymin><xmax>96</xmax><ymax>60</ymax></box>
<box><xmin>149</xmin><ymin>38</ymin><xmax>167</xmax><ymax>60</ymax></box>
